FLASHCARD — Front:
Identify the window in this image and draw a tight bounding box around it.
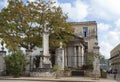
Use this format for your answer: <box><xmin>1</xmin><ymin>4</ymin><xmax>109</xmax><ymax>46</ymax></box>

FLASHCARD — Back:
<box><xmin>83</xmin><ymin>27</ymin><xmax>88</xmax><ymax>37</ymax></box>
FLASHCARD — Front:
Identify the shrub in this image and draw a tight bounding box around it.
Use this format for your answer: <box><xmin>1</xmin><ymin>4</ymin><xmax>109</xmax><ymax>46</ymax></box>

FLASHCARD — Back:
<box><xmin>101</xmin><ymin>70</ymin><xmax>107</xmax><ymax>78</ymax></box>
<box><xmin>4</xmin><ymin>50</ymin><xmax>26</xmax><ymax>77</ymax></box>
<box><xmin>81</xmin><ymin>64</ymin><xmax>93</xmax><ymax>70</ymax></box>
<box><xmin>53</xmin><ymin>65</ymin><xmax>61</xmax><ymax>78</ymax></box>
<box><xmin>64</xmin><ymin>67</ymin><xmax>71</xmax><ymax>72</ymax></box>
<box><xmin>53</xmin><ymin>65</ymin><xmax>61</xmax><ymax>72</ymax></box>
<box><xmin>64</xmin><ymin>67</ymin><xmax>71</xmax><ymax>77</ymax></box>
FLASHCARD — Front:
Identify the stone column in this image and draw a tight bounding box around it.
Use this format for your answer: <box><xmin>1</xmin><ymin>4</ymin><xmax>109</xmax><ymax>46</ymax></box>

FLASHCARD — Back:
<box><xmin>42</xmin><ymin>32</ymin><xmax>51</xmax><ymax>68</ymax></box>
<box><xmin>55</xmin><ymin>48</ymin><xmax>64</xmax><ymax>70</ymax></box>
<box><xmin>0</xmin><ymin>49</ymin><xmax>6</xmax><ymax>76</ymax></box>
<box><xmin>43</xmin><ymin>32</ymin><xmax>49</xmax><ymax>56</ymax></box>
<box><xmin>64</xmin><ymin>48</ymin><xmax>67</xmax><ymax>67</ymax></box>
<box><xmin>78</xmin><ymin>46</ymin><xmax>81</xmax><ymax>67</ymax></box>
<box><xmin>74</xmin><ymin>47</ymin><xmax>77</xmax><ymax>68</ymax></box>
<box><xmin>93</xmin><ymin>40</ymin><xmax>100</xmax><ymax>78</ymax></box>
<box><xmin>25</xmin><ymin>49</ymin><xmax>32</xmax><ymax>76</ymax></box>
<box><xmin>81</xmin><ymin>45</ymin><xmax>84</xmax><ymax>65</ymax></box>
<box><xmin>93</xmin><ymin>40</ymin><xmax>100</xmax><ymax>54</ymax></box>
<box><xmin>55</xmin><ymin>42</ymin><xmax>64</xmax><ymax>70</ymax></box>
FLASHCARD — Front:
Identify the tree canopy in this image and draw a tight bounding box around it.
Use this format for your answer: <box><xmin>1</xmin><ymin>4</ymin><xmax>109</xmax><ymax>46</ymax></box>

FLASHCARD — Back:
<box><xmin>0</xmin><ymin>0</ymin><xmax>74</xmax><ymax>51</ymax></box>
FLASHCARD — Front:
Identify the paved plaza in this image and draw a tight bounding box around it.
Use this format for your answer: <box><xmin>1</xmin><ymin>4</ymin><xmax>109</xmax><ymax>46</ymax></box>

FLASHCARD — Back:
<box><xmin>107</xmin><ymin>74</ymin><xmax>120</xmax><ymax>82</ymax></box>
<box><xmin>0</xmin><ymin>76</ymin><xmax>118</xmax><ymax>82</ymax></box>
<box><xmin>0</xmin><ymin>80</ymin><xmax>53</xmax><ymax>82</ymax></box>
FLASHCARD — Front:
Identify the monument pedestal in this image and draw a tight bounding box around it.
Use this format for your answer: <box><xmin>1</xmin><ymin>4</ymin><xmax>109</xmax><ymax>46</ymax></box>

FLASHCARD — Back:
<box><xmin>30</xmin><ymin>54</ymin><xmax>53</xmax><ymax>77</ymax></box>
<box><xmin>0</xmin><ymin>51</ymin><xmax>6</xmax><ymax>76</ymax></box>
<box><xmin>25</xmin><ymin>49</ymin><xmax>32</xmax><ymax>76</ymax></box>
<box><xmin>55</xmin><ymin>48</ymin><xmax>64</xmax><ymax>70</ymax></box>
<box><xmin>42</xmin><ymin>56</ymin><xmax>52</xmax><ymax>68</ymax></box>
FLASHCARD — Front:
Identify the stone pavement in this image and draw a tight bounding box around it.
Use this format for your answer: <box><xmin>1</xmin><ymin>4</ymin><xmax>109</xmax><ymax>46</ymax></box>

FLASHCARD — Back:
<box><xmin>107</xmin><ymin>74</ymin><xmax>120</xmax><ymax>82</ymax></box>
<box><xmin>0</xmin><ymin>76</ymin><xmax>118</xmax><ymax>82</ymax></box>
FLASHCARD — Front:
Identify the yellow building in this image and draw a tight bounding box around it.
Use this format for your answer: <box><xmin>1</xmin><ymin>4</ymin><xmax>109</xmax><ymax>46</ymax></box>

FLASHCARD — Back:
<box><xmin>110</xmin><ymin>43</ymin><xmax>120</xmax><ymax>73</ymax></box>
<box><xmin>65</xmin><ymin>21</ymin><xmax>100</xmax><ymax>68</ymax></box>
<box><xmin>72</xmin><ymin>21</ymin><xmax>99</xmax><ymax>53</ymax></box>
<box><xmin>72</xmin><ymin>21</ymin><xmax>99</xmax><ymax>64</ymax></box>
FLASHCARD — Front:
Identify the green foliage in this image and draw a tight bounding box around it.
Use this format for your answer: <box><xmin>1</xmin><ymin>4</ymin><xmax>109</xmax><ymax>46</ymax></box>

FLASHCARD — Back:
<box><xmin>64</xmin><ymin>67</ymin><xmax>71</xmax><ymax>77</ymax></box>
<box><xmin>101</xmin><ymin>70</ymin><xmax>107</xmax><ymax>78</ymax></box>
<box><xmin>53</xmin><ymin>65</ymin><xmax>61</xmax><ymax>78</ymax></box>
<box><xmin>64</xmin><ymin>67</ymin><xmax>71</xmax><ymax>72</ymax></box>
<box><xmin>0</xmin><ymin>0</ymin><xmax>74</xmax><ymax>51</ymax></box>
<box><xmin>81</xmin><ymin>64</ymin><xmax>93</xmax><ymax>70</ymax></box>
<box><xmin>86</xmin><ymin>52</ymin><xmax>105</xmax><ymax>65</ymax></box>
<box><xmin>53</xmin><ymin>65</ymin><xmax>61</xmax><ymax>72</ymax></box>
<box><xmin>4</xmin><ymin>50</ymin><xmax>26</xmax><ymax>77</ymax></box>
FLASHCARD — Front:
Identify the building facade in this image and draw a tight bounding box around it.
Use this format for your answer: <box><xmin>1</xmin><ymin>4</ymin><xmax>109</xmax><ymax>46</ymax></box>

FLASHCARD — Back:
<box><xmin>110</xmin><ymin>43</ymin><xmax>120</xmax><ymax>73</ymax></box>
<box><xmin>65</xmin><ymin>21</ymin><xmax>99</xmax><ymax>68</ymax></box>
<box><xmin>72</xmin><ymin>21</ymin><xmax>99</xmax><ymax>53</ymax></box>
<box><xmin>64</xmin><ymin>36</ymin><xmax>85</xmax><ymax>68</ymax></box>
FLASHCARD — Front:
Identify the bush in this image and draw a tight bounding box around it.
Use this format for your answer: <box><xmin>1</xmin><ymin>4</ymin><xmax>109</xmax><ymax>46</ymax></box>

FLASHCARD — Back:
<box><xmin>64</xmin><ymin>67</ymin><xmax>71</xmax><ymax>77</ymax></box>
<box><xmin>53</xmin><ymin>65</ymin><xmax>61</xmax><ymax>78</ymax></box>
<box><xmin>101</xmin><ymin>70</ymin><xmax>107</xmax><ymax>78</ymax></box>
<box><xmin>4</xmin><ymin>50</ymin><xmax>26</xmax><ymax>77</ymax></box>
<box><xmin>53</xmin><ymin>65</ymin><xmax>61</xmax><ymax>72</ymax></box>
<box><xmin>81</xmin><ymin>64</ymin><xmax>93</xmax><ymax>70</ymax></box>
<box><xmin>64</xmin><ymin>67</ymin><xmax>71</xmax><ymax>72</ymax></box>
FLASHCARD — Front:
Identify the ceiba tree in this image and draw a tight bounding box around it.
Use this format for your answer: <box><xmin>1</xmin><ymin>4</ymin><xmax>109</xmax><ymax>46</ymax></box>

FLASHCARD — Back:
<box><xmin>0</xmin><ymin>0</ymin><xmax>74</xmax><ymax>51</ymax></box>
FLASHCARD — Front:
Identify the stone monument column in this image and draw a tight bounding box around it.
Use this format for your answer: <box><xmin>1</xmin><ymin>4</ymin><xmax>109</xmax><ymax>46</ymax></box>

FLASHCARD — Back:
<box><xmin>0</xmin><ymin>46</ymin><xmax>6</xmax><ymax>76</ymax></box>
<box><xmin>42</xmin><ymin>23</ymin><xmax>52</xmax><ymax>68</ymax></box>
<box><xmin>93</xmin><ymin>40</ymin><xmax>100</xmax><ymax>54</ymax></box>
<box><xmin>25</xmin><ymin>45</ymin><xmax>32</xmax><ymax>76</ymax></box>
<box><xmin>93</xmin><ymin>39</ymin><xmax>100</xmax><ymax>79</ymax></box>
<box><xmin>55</xmin><ymin>41</ymin><xmax>64</xmax><ymax>70</ymax></box>
<box><xmin>42</xmin><ymin>32</ymin><xmax>51</xmax><ymax>64</ymax></box>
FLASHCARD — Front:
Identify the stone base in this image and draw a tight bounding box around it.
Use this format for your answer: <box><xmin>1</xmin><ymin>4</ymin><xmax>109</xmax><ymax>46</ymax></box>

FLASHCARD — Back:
<box><xmin>24</xmin><ymin>71</ymin><xmax>30</xmax><ymax>76</ymax></box>
<box><xmin>0</xmin><ymin>70</ymin><xmax>5</xmax><ymax>76</ymax></box>
<box><xmin>43</xmin><ymin>64</ymin><xmax>52</xmax><ymax>68</ymax></box>
<box><xmin>30</xmin><ymin>72</ymin><xmax>55</xmax><ymax>77</ymax></box>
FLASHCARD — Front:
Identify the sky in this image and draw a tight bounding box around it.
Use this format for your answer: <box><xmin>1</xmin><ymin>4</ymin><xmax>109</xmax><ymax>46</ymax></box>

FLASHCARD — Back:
<box><xmin>0</xmin><ymin>0</ymin><xmax>120</xmax><ymax>59</ymax></box>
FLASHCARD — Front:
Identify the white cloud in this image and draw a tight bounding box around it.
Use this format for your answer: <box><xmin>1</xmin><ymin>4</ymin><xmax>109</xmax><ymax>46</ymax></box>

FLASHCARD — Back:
<box><xmin>28</xmin><ymin>0</ymin><xmax>36</xmax><ymax>2</ymax></box>
<box><xmin>98</xmin><ymin>23</ymin><xmax>111</xmax><ymax>32</ymax></box>
<box><xmin>98</xmin><ymin>23</ymin><xmax>112</xmax><ymax>58</ymax></box>
<box><xmin>107</xmin><ymin>31</ymin><xmax>120</xmax><ymax>45</ymax></box>
<box><xmin>115</xmin><ymin>19</ymin><xmax>120</xmax><ymax>31</ymax></box>
<box><xmin>98</xmin><ymin>21</ymin><xmax>120</xmax><ymax>59</ymax></box>
<box><xmin>89</xmin><ymin>0</ymin><xmax>120</xmax><ymax>21</ymax></box>
<box><xmin>59</xmin><ymin>0</ymin><xmax>88</xmax><ymax>21</ymax></box>
<box><xmin>99</xmin><ymin>41</ymin><xmax>113</xmax><ymax>59</ymax></box>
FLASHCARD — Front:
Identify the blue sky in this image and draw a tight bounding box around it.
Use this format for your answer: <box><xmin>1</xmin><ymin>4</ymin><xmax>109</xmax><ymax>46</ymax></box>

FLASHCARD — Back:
<box><xmin>0</xmin><ymin>0</ymin><xmax>120</xmax><ymax>59</ymax></box>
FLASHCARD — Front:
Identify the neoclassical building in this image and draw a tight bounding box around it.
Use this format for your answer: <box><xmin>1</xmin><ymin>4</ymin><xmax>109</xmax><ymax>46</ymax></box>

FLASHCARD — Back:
<box><xmin>64</xmin><ymin>35</ymin><xmax>85</xmax><ymax>68</ymax></box>
<box><xmin>64</xmin><ymin>21</ymin><xmax>99</xmax><ymax>68</ymax></box>
<box><xmin>110</xmin><ymin>43</ymin><xmax>120</xmax><ymax>73</ymax></box>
